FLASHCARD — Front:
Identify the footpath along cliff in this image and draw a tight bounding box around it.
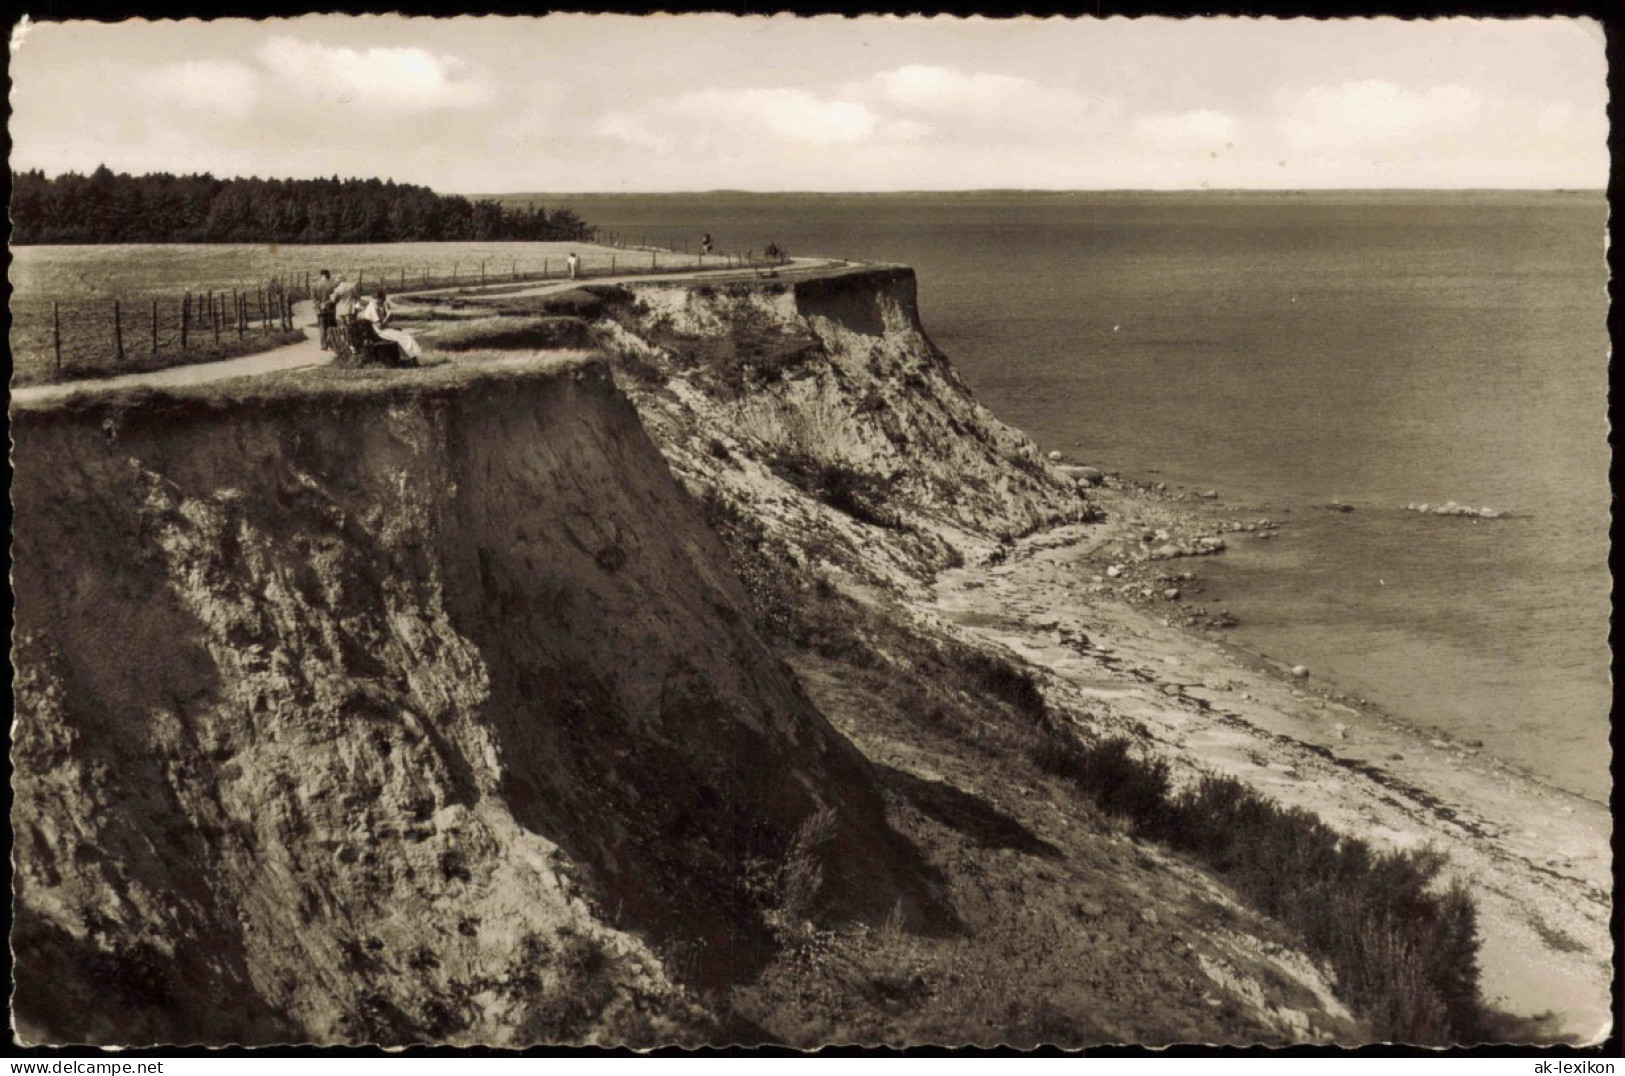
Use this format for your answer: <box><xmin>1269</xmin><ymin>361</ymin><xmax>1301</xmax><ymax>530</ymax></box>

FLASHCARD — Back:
<box><xmin>11</xmin><ymin>263</ymin><xmax>1602</xmax><ymax>1047</ymax></box>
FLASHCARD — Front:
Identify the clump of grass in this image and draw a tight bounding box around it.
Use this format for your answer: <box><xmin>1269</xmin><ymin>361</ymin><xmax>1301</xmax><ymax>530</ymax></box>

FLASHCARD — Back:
<box><xmin>779</xmin><ymin>806</ymin><xmax>838</xmax><ymax>926</ymax></box>
<box><xmin>1030</xmin><ymin>732</ymin><xmax>1485</xmax><ymax>1044</ymax></box>
<box><xmin>608</xmin><ymin>347</ymin><xmax>669</xmax><ymax>388</ymax></box>
<box><xmin>471</xmin><ymin>285</ymin><xmax>632</xmax><ymax>320</ymax></box>
<box><xmin>504</xmin><ymin>927</ymin><xmax>619</xmax><ymax>1045</ymax></box>
<box><xmin>769</xmin><ymin>454</ymin><xmax>903</xmax><ymax>530</ymax></box>
<box><xmin>743</xmin><ymin>806</ymin><xmax>839</xmax><ymax>937</ymax></box>
<box><xmin>957</xmin><ymin>649</ymin><xmax>1049</xmax><ymax>726</ymax></box>
<box><xmin>429</xmin><ymin>316</ymin><xmax>594</xmax><ymax>352</ymax></box>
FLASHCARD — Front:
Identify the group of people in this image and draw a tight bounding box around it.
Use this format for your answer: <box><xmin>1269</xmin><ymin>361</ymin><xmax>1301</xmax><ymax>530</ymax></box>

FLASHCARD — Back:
<box><xmin>312</xmin><ymin>269</ymin><xmax>422</xmax><ymax>363</ymax></box>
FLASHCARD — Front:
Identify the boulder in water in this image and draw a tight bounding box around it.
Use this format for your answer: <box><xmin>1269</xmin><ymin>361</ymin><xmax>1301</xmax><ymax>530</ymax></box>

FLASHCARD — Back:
<box><xmin>1291</xmin><ymin>665</ymin><xmax>1310</xmax><ymax>678</ymax></box>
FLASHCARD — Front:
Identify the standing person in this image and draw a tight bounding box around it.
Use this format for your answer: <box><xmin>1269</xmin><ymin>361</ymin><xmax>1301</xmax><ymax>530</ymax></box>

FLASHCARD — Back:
<box><xmin>313</xmin><ymin>269</ymin><xmax>337</xmax><ymax>351</ymax></box>
<box><xmin>330</xmin><ymin>274</ymin><xmax>358</xmax><ymax>344</ymax></box>
<box><xmin>566</xmin><ymin>252</ymin><xmax>579</xmax><ymax>280</ymax></box>
<box><xmin>701</xmin><ymin>233</ymin><xmax>713</xmax><ymax>256</ymax></box>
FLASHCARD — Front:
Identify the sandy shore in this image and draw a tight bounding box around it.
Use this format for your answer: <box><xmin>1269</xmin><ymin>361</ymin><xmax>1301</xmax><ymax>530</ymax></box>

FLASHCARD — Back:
<box><xmin>919</xmin><ymin>476</ymin><xmax>1611</xmax><ymax>1044</ymax></box>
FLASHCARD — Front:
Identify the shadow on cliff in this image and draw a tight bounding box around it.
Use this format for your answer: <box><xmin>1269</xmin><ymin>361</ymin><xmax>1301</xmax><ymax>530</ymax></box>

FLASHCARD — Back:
<box><xmin>432</xmin><ymin>376</ymin><xmax>958</xmax><ymax>995</ymax></box>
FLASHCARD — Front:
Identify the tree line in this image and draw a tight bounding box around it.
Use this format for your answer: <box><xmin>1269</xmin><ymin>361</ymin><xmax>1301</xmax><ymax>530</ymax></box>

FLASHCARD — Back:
<box><xmin>10</xmin><ymin>167</ymin><xmax>594</xmax><ymax>245</ymax></box>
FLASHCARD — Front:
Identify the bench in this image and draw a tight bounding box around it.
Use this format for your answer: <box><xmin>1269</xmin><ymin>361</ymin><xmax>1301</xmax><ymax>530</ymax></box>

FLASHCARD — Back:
<box><xmin>340</xmin><ymin>319</ymin><xmax>406</xmax><ymax>368</ymax></box>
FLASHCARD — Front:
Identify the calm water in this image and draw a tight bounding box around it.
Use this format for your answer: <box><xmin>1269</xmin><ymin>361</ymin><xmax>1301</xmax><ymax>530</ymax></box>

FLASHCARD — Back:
<box><xmin>565</xmin><ymin>191</ymin><xmax>1612</xmax><ymax>801</ymax></box>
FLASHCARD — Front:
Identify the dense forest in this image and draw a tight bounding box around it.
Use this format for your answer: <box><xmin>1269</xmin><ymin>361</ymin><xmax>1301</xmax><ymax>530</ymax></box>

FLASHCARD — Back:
<box><xmin>10</xmin><ymin>167</ymin><xmax>594</xmax><ymax>244</ymax></box>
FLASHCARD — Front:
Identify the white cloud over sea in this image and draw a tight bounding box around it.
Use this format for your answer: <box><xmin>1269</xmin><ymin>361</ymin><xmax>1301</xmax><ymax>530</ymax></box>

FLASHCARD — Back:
<box><xmin>8</xmin><ymin>15</ymin><xmax>1608</xmax><ymax>192</ymax></box>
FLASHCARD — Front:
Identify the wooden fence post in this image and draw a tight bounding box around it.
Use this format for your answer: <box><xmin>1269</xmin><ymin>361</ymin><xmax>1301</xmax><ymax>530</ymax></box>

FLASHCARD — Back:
<box><xmin>151</xmin><ymin>297</ymin><xmax>159</xmax><ymax>353</ymax></box>
<box><xmin>480</xmin><ymin>261</ymin><xmax>486</xmax><ymax>286</ymax></box>
<box><xmin>611</xmin><ymin>256</ymin><xmax>616</xmax><ymax>275</ymax></box>
<box><xmin>237</xmin><ymin>294</ymin><xmax>245</xmax><ymax>340</ymax></box>
<box><xmin>213</xmin><ymin>293</ymin><xmax>221</xmax><ymax>345</ymax></box>
<box><xmin>114</xmin><ymin>300</ymin><xmax>124</xmax><ymax>363</ymax></box>
<box><xmin>181</xmin><ymin>293</ymin><xmax>190</xmax><ymax>351</ymax></box>
<box><xmin>52</xmin><ymin>301</ymin><xmax>61</xmax><ymax>373</ymax></box>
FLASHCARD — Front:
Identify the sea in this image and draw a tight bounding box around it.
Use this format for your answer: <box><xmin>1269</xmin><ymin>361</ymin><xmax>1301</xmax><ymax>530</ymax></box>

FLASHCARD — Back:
<box><xmin>553</xmin><ymin>190</ymin><xmax>1612</xmax><ymax>802</ymax></box>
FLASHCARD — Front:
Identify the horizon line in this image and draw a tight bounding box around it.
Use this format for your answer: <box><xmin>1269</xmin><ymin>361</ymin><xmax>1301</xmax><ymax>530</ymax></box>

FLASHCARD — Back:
<box><xmin>467</xmin><ymin>186</ymin><xmax>1606</xmax><ymax>197</ymax></box>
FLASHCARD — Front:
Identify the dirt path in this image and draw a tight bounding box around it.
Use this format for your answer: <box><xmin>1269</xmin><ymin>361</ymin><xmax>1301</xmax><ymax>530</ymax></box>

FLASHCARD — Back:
<box><xmin>12</xmin><ymin>260</ymin><xmax>849</xmax><ymax>407</ymax></box>
<box><xmin>401</xmin><ymin>256</ymin><xmax>847</xmax><ymax>302</ymax></box>
<box><xmin>12</xmin><ymin>301</ymin><xmax>331</xmax><ymax>405</ymax></box>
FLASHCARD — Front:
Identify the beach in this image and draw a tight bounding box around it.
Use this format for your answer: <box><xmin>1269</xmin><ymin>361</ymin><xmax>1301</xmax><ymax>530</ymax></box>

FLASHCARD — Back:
<box><xmin>923</xmin><ymin>472</ymin><xmax>1612</xmax><ymax>1042</ymax></box>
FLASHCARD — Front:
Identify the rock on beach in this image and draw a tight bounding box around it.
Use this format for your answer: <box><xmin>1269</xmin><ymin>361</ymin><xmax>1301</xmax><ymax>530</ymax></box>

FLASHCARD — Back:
<box><xmin>1407</xmin><ymin>500</ymin><xmax>1508</xmax><ymax>519</ymax></box>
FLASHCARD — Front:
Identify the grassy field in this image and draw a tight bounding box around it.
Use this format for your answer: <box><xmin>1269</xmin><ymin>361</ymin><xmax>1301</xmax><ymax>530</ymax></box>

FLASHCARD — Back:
<box><xmin>9</xmin><ymin>241</ymin><xmax>730</xmax><ymax>387</ymax></box>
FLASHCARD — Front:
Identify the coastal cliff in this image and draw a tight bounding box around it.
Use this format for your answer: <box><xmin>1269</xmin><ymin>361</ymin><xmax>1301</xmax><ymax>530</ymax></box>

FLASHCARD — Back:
<box><xmin>10</xmin><ymin>359</ymin><xmax>945</xmax><ymax>1045</ymax></box>
<box><xmin>12</xmin><ymin>264</ymin><xmax>1603</xmax><ymax>1048</ymax></box>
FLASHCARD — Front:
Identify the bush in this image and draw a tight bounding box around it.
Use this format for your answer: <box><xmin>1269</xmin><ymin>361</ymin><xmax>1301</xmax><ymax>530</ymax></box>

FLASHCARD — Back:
<box><xmin>959</xmin><ymin>650</ymin><xmax>1049</xmax><ymax>726</ymax></box>
<box><xmin>507</xmin><ymin>927</ymin><xmax>619</xmax><ymax>1045</ymax></box>
<box><xmin>610</xmin><ymin>348</ymin><xmax>669</xmax><ymax>388</ymax></box>
<box><xmin>1031</xmin><ymin>731</ymin><xmax>1485</xmax><ymax>1044</ymax></box>
<box><xmin>769</xmin><ymin>455</ymin><xmax>903</xmax><ymax>530</ymax></box>
<box><xmin>430</xmin><ymin>316</ymin><xmax>594</xmax><ymax>352</ymax></box>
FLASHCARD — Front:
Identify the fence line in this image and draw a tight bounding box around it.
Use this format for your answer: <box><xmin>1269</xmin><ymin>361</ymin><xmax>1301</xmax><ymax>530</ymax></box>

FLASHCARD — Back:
<box><xmin>19</xmin><ymin>239</ymin><xmax>794</xmax><ymax>376</ymax></box>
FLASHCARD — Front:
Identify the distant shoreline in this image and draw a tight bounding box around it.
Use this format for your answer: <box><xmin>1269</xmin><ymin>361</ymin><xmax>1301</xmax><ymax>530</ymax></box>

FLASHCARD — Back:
<box><xmin>474</xmin><ymin>187</ymin><xmax>1605</xmax><ymax>200</ymax></box>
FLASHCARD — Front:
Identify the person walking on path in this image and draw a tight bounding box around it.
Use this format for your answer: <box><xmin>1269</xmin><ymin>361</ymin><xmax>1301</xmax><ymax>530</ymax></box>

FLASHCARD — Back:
<box><xmin>566</xmin><ymin>252</ymin><xmax>579</xmax><ymax>280</ymax></box>
<box><xmin>313</xmin><ymin>269</ymin><xmax>337</xmax><ymax>352</ymax></box>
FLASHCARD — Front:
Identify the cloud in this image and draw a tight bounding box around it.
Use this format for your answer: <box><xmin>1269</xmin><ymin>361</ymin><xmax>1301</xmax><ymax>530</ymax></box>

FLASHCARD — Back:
<box><xmin>139</xmin><ymin>59</ymin><xmax>260</xmax><ymax>117</ymax></box>
<box><xmin>598</xmin><ymin>86</ymin><xmax>921</xmax><ymax>154</ymax></box>
<box><xmin>1133</xmin><ymin>109</ymin><xmax>1239</xmax><ymax>149</ymax></box>
<box><xmin>671</xmin><ymin>88</ymin><xmax>881</xmax><ymax>144</ymax></box>
<box><xmin>1279</xmin><ymin>80</ymin><xmax>1483</xmax><ymax>148</ymax></box>
<box><xmin>256</xmin><ymin>37</ymin><xmax>494</xmax><ymax>111</ymax></box>
<box><xmin>596</xmin><ymin>110</ymin><xmax>671</xmax><ymax>152</ymax></box>
<box><xmin>858</xmin><ymin>64</ymin><xmax>1117</xmax><ymax>136</ymax></box>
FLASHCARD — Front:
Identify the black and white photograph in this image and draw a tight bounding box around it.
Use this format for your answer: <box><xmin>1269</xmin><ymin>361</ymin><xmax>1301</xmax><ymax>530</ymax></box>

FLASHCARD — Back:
<box><xmin>6</xmin><ymin>11</ymin><xmax>1612</xmax><ymax>1052</ymax></box>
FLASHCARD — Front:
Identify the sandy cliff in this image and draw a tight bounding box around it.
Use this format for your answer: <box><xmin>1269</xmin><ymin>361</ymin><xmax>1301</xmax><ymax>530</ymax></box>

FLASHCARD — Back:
<box><xmin>10</xmin><ymin>359</ymin><xmax>944</xmax><ymax>1046</ymax></box>
<box><xmin>593</xmin><ymin>266</ymin><xmax>1090</xmax><ymax>588</ymax></box>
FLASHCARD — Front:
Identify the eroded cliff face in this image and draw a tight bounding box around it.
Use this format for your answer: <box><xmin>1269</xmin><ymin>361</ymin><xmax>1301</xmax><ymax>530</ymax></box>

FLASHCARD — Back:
<box><xmin>595</xmin><ymin>267</ymin><xmax>1091</xmax><ymax>591</ymax></box>
<box><xmin>10</xmin><ymin>360</ymin><xmax>945</xmax><ymax>1046</ymax></box>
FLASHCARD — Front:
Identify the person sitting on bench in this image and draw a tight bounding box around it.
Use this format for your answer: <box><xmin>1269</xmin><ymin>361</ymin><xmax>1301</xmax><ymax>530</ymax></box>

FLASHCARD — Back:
<box><xmin>357</xmin><ymin>290</ymin><xmax>422</xmax><ymax>364</ymax></box>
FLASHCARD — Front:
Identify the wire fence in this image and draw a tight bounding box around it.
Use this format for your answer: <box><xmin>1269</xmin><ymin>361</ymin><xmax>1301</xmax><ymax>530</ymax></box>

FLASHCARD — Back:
<box><xmin>12</xmin><ymin>283</ymin><xmax>306</xmax><ymax>383</ymax></box>
<box><xmin>311</xmin><ymin>244</ymin><xmax>790</xmax><ymax>298</ymax></box>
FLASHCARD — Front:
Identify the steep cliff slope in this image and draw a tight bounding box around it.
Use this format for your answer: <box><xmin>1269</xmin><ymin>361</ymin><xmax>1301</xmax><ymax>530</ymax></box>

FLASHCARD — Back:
<box><xmin>592</xmin><ymin>267</ymin><xmax>1090</xmax><ymax>589</ymax></box>
<box><xmin>10</xmin><ymin>358</ymin><xmax>946</xmax><ymax>1046</ymax></box>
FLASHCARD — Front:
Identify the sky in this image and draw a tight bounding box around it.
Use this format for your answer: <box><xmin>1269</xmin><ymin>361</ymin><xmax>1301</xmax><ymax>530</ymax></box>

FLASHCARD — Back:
<box><xmin>7</xmin><ymin>14</ymin><xmax>1609</xmax><ymax>193</ymax></box>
